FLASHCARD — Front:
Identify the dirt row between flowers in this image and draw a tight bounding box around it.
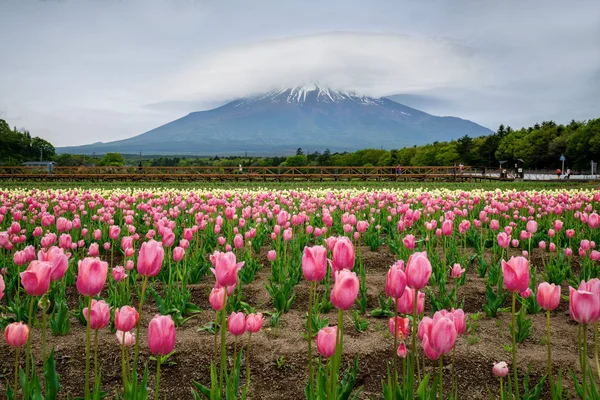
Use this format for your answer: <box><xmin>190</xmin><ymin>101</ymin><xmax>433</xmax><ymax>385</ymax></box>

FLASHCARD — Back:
<box><xmin>0</xmin><ymin>245</ymin><xmax>585</xmax><ymax>399</ymax></box>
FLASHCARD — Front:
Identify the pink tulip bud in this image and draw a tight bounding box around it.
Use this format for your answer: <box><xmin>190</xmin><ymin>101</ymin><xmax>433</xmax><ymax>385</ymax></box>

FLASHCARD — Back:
<box><xmin>116</xmin><ymin>330</ymin><xmax>136</xmax><ymax>347</ymax></box>
<box><xmin>569</xmin><ymin>286</ymin><xmax>600</xmax><ymax>324</ymax></box>
<box><xmin>109</xmin><ymin>225</ymin><xmax>121</xmax><ymax>240</ymax></box>
<box><xmin>330</xmin><ymin>269</ymin><xmax>359</xmax><ymax>310</ymax></box>
<box><xmin>83</xmin><ymin>299</ymin><xmax>110</xmax><ymax>330</ymax></box>
<box><xmin>526</xmin><ymin>220</ymin><xmax>538</xmax><ymax>234</ymax></box>
<box><xmin>115</xmin><ymin>306</ymin><xmax>139</xmax><ymax>332</ymax></box>
<box><xmin>4</xmin><ymin>322</ymin><xmax>29</xmax><ymax>347</ymax></box>
<box><xmin>497</xmin><ymin>232</ymin><xmax>510</xmax><ymax>249</ymax></box>
<box><xmin>405</xmin><ymin>251</ymin><xmax>432</xmax><ymax>290</ymax></box>
<box><xmin>148</xmin><ymin>315</ymin><xmax>176</xmax><ymax>355</ymax></box>
<box><xmin>386</xmin><ymin>260</ymin><xmax>407</xmax><ymax>299</ymax></box>
<box><xmin>537</xmin><ymin>282</ymin><xmax>560</xmax><ymax>311</ymax></box>
<box><xmin>125</xmin><ymin>260</ymin><xmax>134</xmax><ymax>270</ymax></box>
<box><xmin>210</xmin><ymin>251</ymin><xmax>244</xmax><ymax>288</ymax></box>
<box><xmin>490</xmin><ymin>220</ymin><xmax>500</xmax><ymax>231</ymax></box>
<box><xmin>539</xmin><ymin>241</ymin><xmax>547</xmax><ymax>250</ymax></box>
<box><xmin>493</xmin><ymin>362</ymin><xmax>509</xmax><ymax>377</ymax></box>
<box><xmin>501</xmin><ymin>256</ymin><xmax>530</xmax><ymax>294</ymax></box>
<box><xmin>137</xmin><ymin>240</ymin><xmax>164</xmax><ymax>277</ymax></box>
<box><xmin>302</xmin><ymin>245</ymin><xmax>327</xmax><ymax>282</ymax></box>
<box><xmin>267</xmin><ymin>250</ymin><xmax>277</xmax><ymax>261</ymax></box>
<box><xmin>209</xmin><ymin>287</ymin><xmax>226</xmax><ymax>311</ymax></box>
<box><xmin>331</xmin><ymin>236</ymin><xmax>355</xmax><ymax>272</ymax></box>
<box><xmin>246</xmin><ymin>313</ymin><xmax>263</xmax><ymax>333</ymax></box>
<box><xmin>589</xmin><ymin>212</ymin><xmax>599</xmax><ymax>229</ymax></box>
<box><xmin>13</xmin><ymin>251</ymin><xmax>28</xmax><ymax>266</ymax></box>
<box><xmin>451</xmin><ymin>263</ymin><xmax>465</xmax><ymax>279</ymax></box>
<box><xmin>520</xmin><ymin>287</ymin><xmax>533</xmax><ymax>298</ymax></box>
<box><xmin>396</xmin><ymin>342</ymin><xmax>407</xmax><ymax>358</ymax></box>
<box><xmin>173</xmin><ymin>246</ymin><xmax>185</xmax><ymax>262</ymax></box>
<box><xmin>452</xmin><ymin>309</ymin><xmax>466</xmax><ymax>335</ymax></box>
<box><xmin>112</xmin><ymin>266</ymin><xmax>128</xmax><ymax>282</ymax></box>
<box><xmin>76</xmin><ymin>257</ymin><xmax>108</xmax><ymax>297</ymax></box>
<box><xmin>316</xmin><ymin>326</ymin><xmax>337</xmax><ymax>358</ymax></box>
<box><xmin>402</xmin><ymin>234</ymin><xmax>416</xmax><ymax>249</ymax></box>
<box><xmin>228</xmin><ymin>312</ymin><xmax>246</xmax><ymax>336</ymax></box>
<box><xmin>20</xmin><ymin>260</ymin><xmax>52</xmax><ymax>296</ymax></box>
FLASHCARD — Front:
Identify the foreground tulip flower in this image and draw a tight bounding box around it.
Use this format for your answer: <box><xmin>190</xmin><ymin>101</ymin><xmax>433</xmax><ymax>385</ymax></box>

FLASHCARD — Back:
<box><xmin>228</xmin><ymin>312</ymin><xmax>246</xmax><ymax>336</ymax></box>
<box><xmin>76</xmin><ymin>257</ymin><xmax>108</xmax><ymax>297</ymax></box>
<box><xmin>302</xmin><ymin>245</ymin><xmax>327</xmax><ymax>282</ymax></box>
<box><xmin>115</xmin><ymin>306</ymin><xmax>139</xmax><ymax>332</ymax></box>
<box><xmin>403</xmin><ymin>234</ymin><xmax>416</xmax><ymax>249</ymax></box>
<box><xmin>83</xmin><ymin>299</ymin><xmax>110</xmax><ymax>330</ymax></box>
<box><xmin>267</xmin><ymin>250</ymin><xmax>276</xmax><ymax>261</ymax></box>
<box><xmin>137</xmin><ymin>239</ymin><xmax>164</xmax><ymax>277</ymax></box>
<box><xmin>112</xmin><ymin>266</ymin><xmax>128</xmax><ymax>282</ymax></box>
<box><xmin>451</xmin><ymin>263</ymin><xmax>465</xmax><ymax>279</ymax></box>
<box><xmin>316</xmin><ymin>326</ymin><xmax>337</xmax><ymax>358</ymax></box>
<box><xmin>5</xmin><ymin>322</ymin><xmax>29</xmax><ymax>393</ymax></box>
<box><xmin>537</xmin><ymin>282</ymin><xmax>560</xmax><ymax>311</ymax></box>
<box><xmin>493</xmin><ymin>361</ymin><xmax>509</xmax><ymax>377</ymax></box>
<box><xmin>148</xmin><ymin>314</ymin><xmax>176</xmax><ymax>399</ymax></box>
<box><xmin>501</xmin><ymin>256</ymin><xmax>530</xmax><ymax>294</ymax></box>
<box><xmin>405</xmin><ymin>251</ymin><xmax>432</xmax><ymax>290</ymax></box>
<box><xmin>38</xmin><ymin>246</ymin><xmax>70</xmax><ymax>282</ymax></box>
<box><xmin>385</xmin><ymin>260</ymin><xmax>406</xmax><ymax>299</ymax></box>
<box><xmin>569</xmin><ymin>287</ymin><xmax>600</xmax><ymax>325</ymax></box>
<box><xmin>20</xmin><ymin>260</ymin><xmax>52</xmax><ymax>296</ymax></box>
<box><xmin>210</xmin><ymin>251</ymin><xmax>244</xmax><ymax>288</ymax></box>
<box><xmin>331</xmin><ymin>236</ymin><xmax>355</xmax><ymax>271</ymax></box>
<box><xmin>209</xmin><ymin>287</ymin><xmax>226</xmax><ymax>311</ymax></box>
<box><xmin>330</xmin><ymin>269</ymin><xmax>359</xmax><ymax>310</ymax></box>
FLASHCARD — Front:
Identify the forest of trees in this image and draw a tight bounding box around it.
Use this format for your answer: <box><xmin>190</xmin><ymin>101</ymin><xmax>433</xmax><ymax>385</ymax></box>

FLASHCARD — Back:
<box><xmin>2</xmin><ymin>117</ymin><xmax>599</xmax><ymax>170</ymax></box>
<box><xmin>0</xmin><ymin>119</ymin><xmax>55</xmax><ymax>164</ymax></box>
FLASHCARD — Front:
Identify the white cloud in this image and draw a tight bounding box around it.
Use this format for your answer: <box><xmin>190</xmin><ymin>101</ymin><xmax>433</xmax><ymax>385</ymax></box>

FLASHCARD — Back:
<box><xmin>150</xmin><ymin>32</ymin><xmax>486</xmax><ymax>107</ymax></box>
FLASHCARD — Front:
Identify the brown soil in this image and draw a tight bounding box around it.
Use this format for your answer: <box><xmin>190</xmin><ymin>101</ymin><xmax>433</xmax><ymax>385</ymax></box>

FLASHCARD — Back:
<box><xmin>0</xmin><ymin>244</ymin><xmax>589</xmax><ymax>399</ymax></box>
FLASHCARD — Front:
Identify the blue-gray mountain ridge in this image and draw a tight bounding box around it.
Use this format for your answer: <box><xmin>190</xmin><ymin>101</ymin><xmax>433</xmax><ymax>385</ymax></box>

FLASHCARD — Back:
<box><xmin>58</xmin><ymin>85</ymin><xmax>492</xmax><ymax>155</ymax></box>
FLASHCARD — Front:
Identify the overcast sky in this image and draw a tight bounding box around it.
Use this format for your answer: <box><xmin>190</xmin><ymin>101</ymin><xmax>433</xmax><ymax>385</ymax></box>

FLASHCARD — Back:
<box><xmin>1</xmin><ymin>0</ymin><xmax>599</xmax><ymax>147</ymax></box>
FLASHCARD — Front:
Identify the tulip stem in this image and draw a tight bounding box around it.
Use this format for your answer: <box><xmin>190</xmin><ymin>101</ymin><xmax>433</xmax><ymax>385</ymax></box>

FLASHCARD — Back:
<box><xmin>332</xmin><ymin>309</ymin><xmax>344</xmax><ymax>397</ymax></box>
<box><xmin>451</xmin><ymin>345</ymin><xmax>456</xmax><ymax>395</ymax></box>
<box><xmin>583</xmin><ymin>324</ymin><xmax>588</xmax><ymax>400</ymax></box>
<box><xmin>121</xmin><ymin>334</ymin><xmax>128</xmax><ymax>399</ymax></box>
<box><xmin>511</xmin><ymin>291</ymin><xmax>519</xmax><ymax>400</ymax></box>
<box><xmin>155</xmin><ymin>356</ymin><xmax>161</xmax><ymax>400</ymax></box>
<box><xmin>307</xmin><ymin>281</ymin><xmax>315</xmax><ymax>394</ymax></box>
<box><xmin>500</xmin><ymin>376</ymin><xmax>504</xmax><ymax>400</ymax></box>
<box><xmin>412</xmin><ymin>289</ymin><xmax>421</xmax><ymax>382</ymax></box>
<box><xmin>594</xmin><ymin>323</ymin><xmax>600</xmax><ymax>385</ymax></box>
<box><xmin>438</xmin><ymin>355</ymin><xmax>443</xmax><ymax>400</ymax></box>
<box><xmin>134</xmin><ymin>275</ymin><xmax>149</xmax><ymax>371</ymax></box>
<box><xmin>219</xmin><ymin>290</ymin><xmax>228</xmax><ymax>392</ymax></box>
<box><xmin>392</xmin><ymin>297</ymin><xmax>399</xmax><ymax>398</ymax></box>
<box><xmin>42</xmin><ymin>299</ymin><xmax>47</xmax><ymax>372</ymax></box>
<box><xmin>94</xmin><ymin>329</ymin><xmax>99</xmax><ymax>391</ymax></box>
<box><xmin>85</xmin><ymin>296</ymin><xmax>92</xmax><ymax>400</ymax></box>
<box><xmin>546</xmin><ymin>310</ymin><xmax>553</xmax><ymax>397</ymax></box>
<box><xmin>25</xmin><ymin>296</ymin><xmax>35</xmax><ymax>382</ymax></box>
<box><xmin>213</xmin><ymin>310</ymin><xmax>219</xmax><ymax>364</ymax></box>
<box><xmin>245</xmin><ymin>333</ymin><xmax>252</xmax><ymax>395</ymax></box>
<box><xmin>14</xmin><ymin>347</ymin><xmax>19</xmax><ymax>395</ymax></box>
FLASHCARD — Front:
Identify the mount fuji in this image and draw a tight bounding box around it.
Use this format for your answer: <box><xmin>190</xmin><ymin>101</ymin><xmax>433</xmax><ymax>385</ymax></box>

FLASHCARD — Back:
<box><xmin>58</xmin><ymin>84</ymin><xmax>492</xmax><ymax>155</ymax></box>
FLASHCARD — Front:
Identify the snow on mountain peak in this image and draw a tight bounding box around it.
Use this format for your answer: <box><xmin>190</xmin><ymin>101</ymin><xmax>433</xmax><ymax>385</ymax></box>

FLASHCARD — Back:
<box><xmin>240</xmin><ymin>84</ymin><xmax>385</xmax><ymax>106</ymax></box>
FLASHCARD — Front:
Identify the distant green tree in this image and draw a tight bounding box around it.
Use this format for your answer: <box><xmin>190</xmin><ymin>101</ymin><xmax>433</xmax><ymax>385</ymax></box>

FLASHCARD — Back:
<box><xmin>100</xmin><ymin>153</ymin><xmax>125</xmax><ymax>166</ymax></box>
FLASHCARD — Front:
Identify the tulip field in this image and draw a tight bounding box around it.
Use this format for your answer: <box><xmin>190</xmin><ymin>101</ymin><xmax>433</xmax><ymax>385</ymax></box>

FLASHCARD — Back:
<box><xmin>1</xmin><ymin>184</ymin><xmax>600</xmax><ymax>399</ymax></box>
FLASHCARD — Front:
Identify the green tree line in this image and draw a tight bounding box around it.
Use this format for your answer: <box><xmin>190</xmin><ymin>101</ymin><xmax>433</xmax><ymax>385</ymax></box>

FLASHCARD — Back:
<box><xmin>2</xmin><ymin>117</ymin><xmax>599</xmax><ymax>169</ymax></box>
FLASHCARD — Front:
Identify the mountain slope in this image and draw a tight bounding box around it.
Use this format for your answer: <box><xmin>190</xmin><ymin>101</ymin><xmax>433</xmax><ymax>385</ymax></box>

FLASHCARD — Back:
<box><xmin>58</xmin><ymin>85</ymin><xmax>492</xmax><ymax>155</ymax></box>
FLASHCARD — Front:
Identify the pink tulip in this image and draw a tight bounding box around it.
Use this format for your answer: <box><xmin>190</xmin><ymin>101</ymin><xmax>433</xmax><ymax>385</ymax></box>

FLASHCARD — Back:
<box><xmin>83</xmin><ymin>299</ymin><xmax>110</xmax><ymax>330</ymax></box>
<box><xmin>501</xmin><ymin>256</ymin><xmax>530</xmax><ymax>293</ymax></box>
<box><xmin>283</xmin><ymin>228</ymin><xmax>293</xmax><ymax>241</ymax></box>
<box><xmin>450</xmin><ymin>263</ymin><xmax>465</xmax><ymax>279</ymax></box>
<box><xmin>59</xmin><ymin>233</ymin><xmax>72</xmax><ymax>250</ymax></box>
<box><xmin>493</xmin><ymin>362</ymin><xmax>509</xmax><ymax>377</ymax></box>
<box><xmin>396</xmin><ymin>342</ymin><xmax>407</xmax><ymax>358</ymax></box>
<box><xmin>331</xmin><ymin>236</ymin><xmax>355</xmax><ymax>271</ymax></box>
<box><xmin>356</xmin><ymin>221</ymin><xmax>368</xmax><ymax>233</ymax></box>
<box><xmin>13</xmin><ymin>251</ymin><xmax>27</xmax><ymax>266</ymax></box>
<box><xmin>316</xmin><ymin>326</ymin><xmax>337</xmax><ymax>358</ymax></box>
<box><xmin>125</xmin><ymin>260</ymin><xmax>134</xmax><ymax>270</ymax></box>
<box><xmin>109</xmin><ymin>225</ymin><xmax>121</xmax><ymax>240</ymax></box>
<box><xmin>76</xmin><ymin>257</ymin><xmax>108</xmax><ymax>297</ymax></box>
<box><xmin>537</xmin><ymin>282</ymin><xmax>560</xmax><ymax>311</ymax></box>
<box><xmin>405</xmin><ymin>251</ymin><xmax>432</xmax><ymax>290</ymax></box>
<box><xmin>246</xmin><ymin>313</ymin><xmax>263</xmax><ymax>333</ymax></box>
<box><xmin>4</xmin><ymin>322</ymin><xmax>29</xmax><ymax>347</ymax></box>
<box><xmin>497</xmin><ymin>232</ymin><xmax>510</xmax><ymax>249</ymax></box>
<box><xmin>539</xmin><ymin>241</ymin><xmax>547</xmax><ymax>250</ymax></box>
<box><xmin>520</xmin><ymin>288</ymin><xmax>533</xmax><ymax>298</ymax></box>
<box><xmin>116</xmin><ymin>330</ymin><xmax>136</xmax><ymax>347</ymax></box>
<box><xmin>20</xmin><ymin>260</ymin><xmax>52</xmax><ymax>296</ymax></box>
<box><xmin>490</xmin><ymin>220</ymin><xmax>500</xmax><ymax>230</ymax></box>
<box><xmin>228</xmin><ymin>312</ymin><xmax>246</xmax><ymax>336</ymax></box>
<box><xmin>395</xmin><ymin>287</ymin><xmax>424</xmax><ymax>314</ymax></box>
<box><xmin>148</xmin><ymin>315</ymin><xmax>176</xmax><ymax>355</ymax></box>
<box><xmin>330</xmin><ymin>269</ymin><xmax>359</xmax><ymax>310</ymax></box>
<box><xmin>115</xmin><ymin>306</ymin><xmax>139</xmax><ymax>332</ymax></box>
<box><xmin>570</xmin><ymin>286</ymin><xmax>600</xmax><ymax>324</ymax></box>
<box><xmin>325</xmin><ymin>236</ymin><xmax>338</xmax><ymax>251</ymax></box>
<box><xmin>589</xmin><ymin>212</ymin><xmax>599</xmax><ymax>229</ymax></box>
<box><xmin>137</xmin><ymin>240</ymin><xmax>164</xmax><ymax>277</ymax></box>
<box><xmin>233</xmin><ymin>234</ymin><xmax>244</xmax><ymax>250</ymax></box>
<box><xmin>403</xmin><ymin>234</ymin><xmax>416</xmax><ymax>249</ymax></box>
<box><xmin>209</xmin><ymin>287</ymin><xmax>226</xmax><ymax>311</ymax></box>
<box><xmin>38</xmin><ymin>246</ymin><xmax>69</xmax><ymax>282</ymax></box>
<box><xmin>566</xmin><ymin>229</ymin><xmax>575</xmax><ymax>238</ymax></box>
<box><xmin>421</xmin><ymin>311</ymin><xmax>457</xmax><ymax>357</ymax></box>
<box><xmin>386</xmin><ymin>260</ymin><xmax>407</xmax><ymax>299</ymax></box>
<box><xmin>302</xmin><ymin>245</ymin><xmax>327</xmax><ymax>282</ymax></box>
<box><xmin>88</xmin><ymin>243</ymin><xmax>100</xmax><ymax>257</ymax></box>
<box><xmin>591</xmin><ymin>250</ymin><xmax>600</xmax><ymax>262</ymax></box>
<box><xmin>173</xmin><ymin>246</ymin><xmax>185</xmax><ymax>262</ymax></box>
<box><xmin>442</xmin><ymin>220</ymin><xmax>453</xmax><ymax>236</ymax></box>
<box><xmin>210</xmin><ymin>251</ymin><xmax>244</xmax><ymax>288</ymax></box>
<box><xmin>526</xmin><ymin>220</ymin><xmax>538</xmax><ymax>234</ymax></box>
<box><xmin>267</xmin><ymin>250</ymin><xmax>277</xmax><ymax>261</ymax></box>
<box><xmin>161</xmin><ymin>228</ymin><xmax>175</xmax><ymax>247</ymax></box>
<box><xmin>112</xmin><ymin>266</ymin><xmax>128</xmax><ymax>282</ymax></box>
<box><xmin>452</xmin><ymin>309</ymin><xmax>466</xmax><ymax>335</ymax></box>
